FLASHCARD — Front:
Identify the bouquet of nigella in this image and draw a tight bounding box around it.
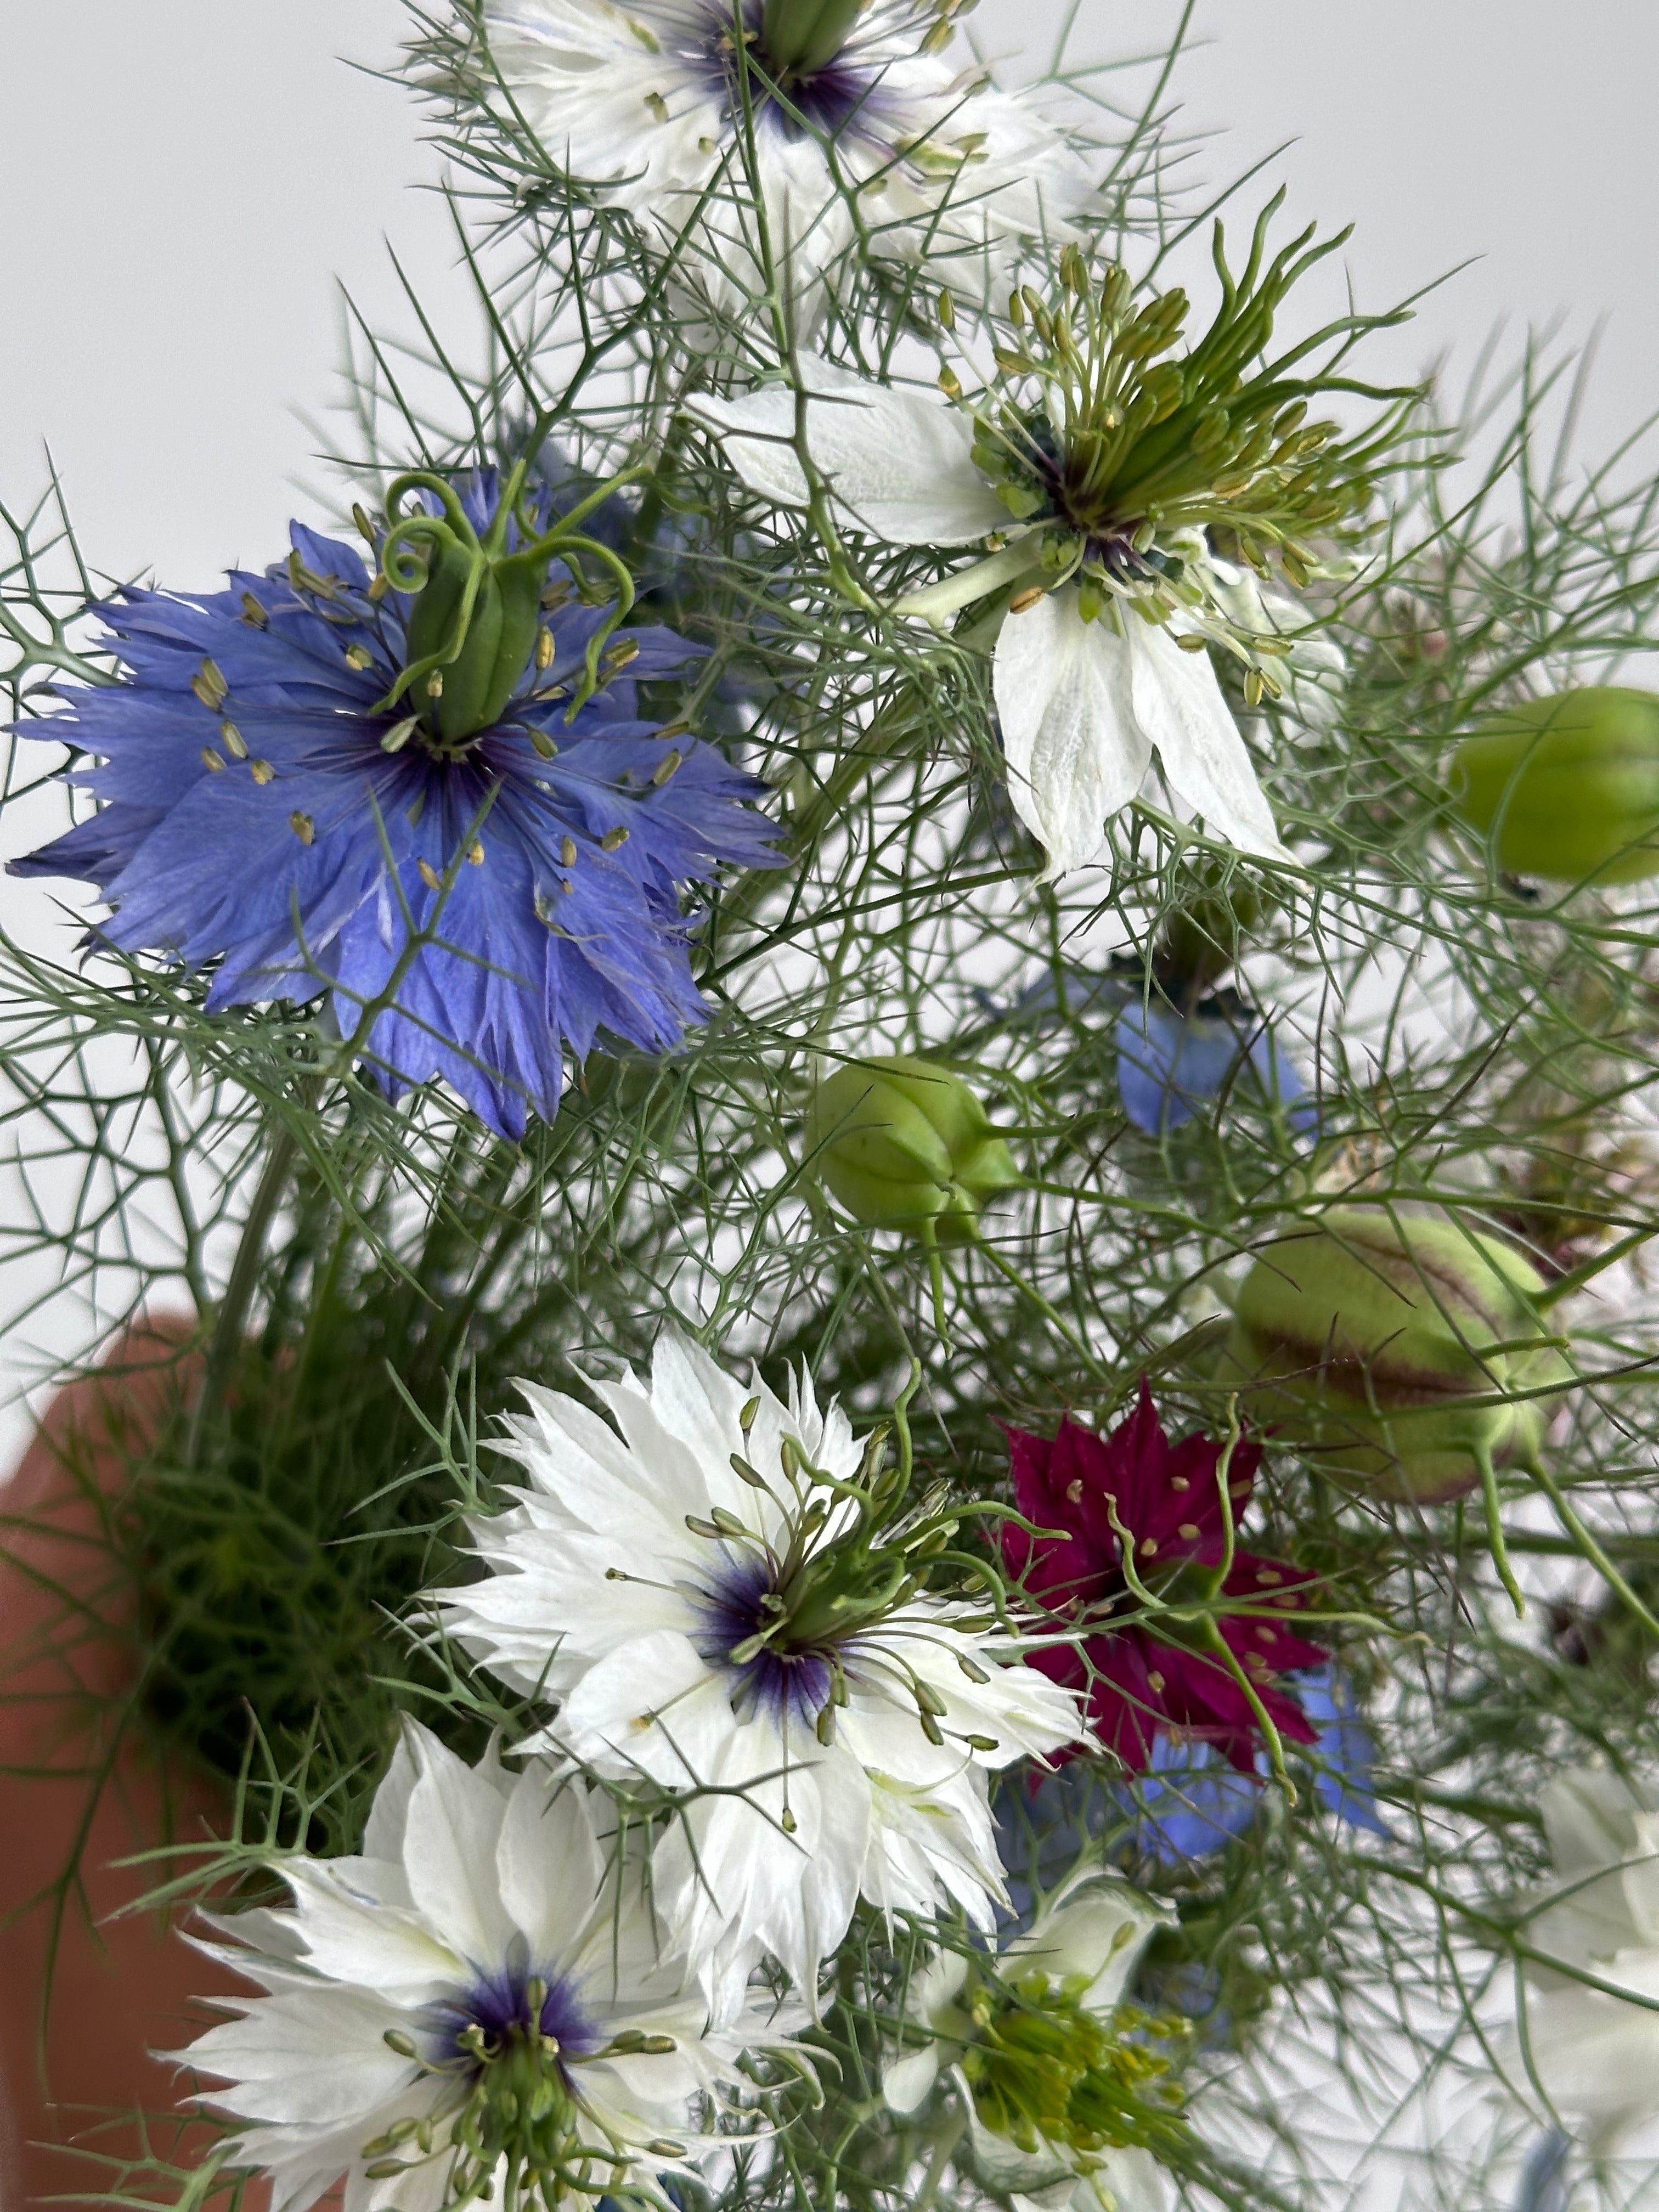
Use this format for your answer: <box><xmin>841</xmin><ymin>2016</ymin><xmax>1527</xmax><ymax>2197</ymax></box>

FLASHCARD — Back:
<box><xmin>11</xmin><ymin>5</ymin><xmax>1659</xmax><ymax>2210</ymax></box>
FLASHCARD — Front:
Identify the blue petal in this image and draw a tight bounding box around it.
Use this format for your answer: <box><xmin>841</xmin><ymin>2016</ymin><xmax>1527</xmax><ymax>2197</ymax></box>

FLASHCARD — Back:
<box><xmin>1114</xmin><ymin>1001</ymin><xmax>1319</xmax><ymax>1140</ymax></box>
<box><xmin>1295</xmin><ymin>1666</ymin><xmax>1390</xmax><ymax>1836</ymax></box>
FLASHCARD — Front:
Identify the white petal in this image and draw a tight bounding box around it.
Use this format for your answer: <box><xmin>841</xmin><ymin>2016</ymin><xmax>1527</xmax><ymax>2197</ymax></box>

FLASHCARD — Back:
<box><xmin>398</xmin><ymin>1731</ymin><xmax>517</xmax><ymax>1973</ymax></box>
<box><xmin>495</xmin><ymin>1767</ymin><xmax>606</xmax><ymax>1966</ymax></box>
<box><xmin>555</xmin><ymin>1628</ymin><xmax>740</xmax><ymax>1788</ymax></box>
<box><xmin>686</xmin><ymin>359</ymin><xmax>1004</xmax><ymax>545</ymax></box>
<box><xmin>992</xmin><ymin>589</ymin><xmax>1150</xmax><ymax>878</ymax></box>
<box><xmin>1512</xmin><ymin>1957</ymin><xmax>1659</xmax><ymax>2138</ymax></box>
<box><xmin>1130</xmin><ymin>622</ymin><xmax>1291</xmax><ymax>864</ymax></box>
<box><xmin>362</xmin><ymin>1728</ymin><xmax>421</xmax><ymax>1863</ymax></box>
<box><xmin>882</xmin><ymin>2043</ymin><xmax>941</xmax><ymax>2115</ymax></box>
<box><xmin>179</xmin><ymin>1985</ymin><xmax>421</xmax><ymax>2129</ymax></box>
<box><xmin>1011</xmin><ymin>1872</ymin><xmax>1174</xmax><ymax>2015</ymax></box>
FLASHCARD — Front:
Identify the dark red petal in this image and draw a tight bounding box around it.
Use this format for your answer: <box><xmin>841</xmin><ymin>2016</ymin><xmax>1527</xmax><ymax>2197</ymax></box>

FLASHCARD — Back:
<box><xmin>1002</xmin><ymin>1424</ymin><xmax>1057</xmax><ymax>1523</ymax></box>
<box><xmin>1218</xmin><ymin>1612</ymin><xmax>1328</xmax><ymax>1679</ymax></box>
<box><xmin>1221</xmin><ymin>1554</ymin><xmax>1321</xmax><ymax>1607</ymax></box>
<box><xmin>1080</xmin><ymin>1630</ymin><xmax>1169</xmax><ymax>1773</ymax></box>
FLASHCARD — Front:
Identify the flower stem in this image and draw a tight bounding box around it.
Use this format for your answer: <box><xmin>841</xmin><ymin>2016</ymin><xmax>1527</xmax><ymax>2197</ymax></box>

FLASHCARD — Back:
<box><xmin>183</xmin><ymin>1122</ymin><xmax>300</xmax><ymax>1466</ymax></box>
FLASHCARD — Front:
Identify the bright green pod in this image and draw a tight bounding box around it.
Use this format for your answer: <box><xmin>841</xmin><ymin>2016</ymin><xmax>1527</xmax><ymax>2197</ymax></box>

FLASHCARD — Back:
<box><xmin>1449</xmin><ymin>686</ymin><xmax>1659</xmax><ymax>885</ymax></box>
<box><xmin>761</xmin><ymin>0</ymin><xmax>865</xmax><ymax>74</ymax></box>
<box><xmin>806</xmin><ymin>1054</ymin><xmax>1021</xmax><ymax>1245</ymax></box>
<box><xmin>1217</xmin><ymin>1205</ymin><xmax>1568</xmax><ymax>1502</ymax></box>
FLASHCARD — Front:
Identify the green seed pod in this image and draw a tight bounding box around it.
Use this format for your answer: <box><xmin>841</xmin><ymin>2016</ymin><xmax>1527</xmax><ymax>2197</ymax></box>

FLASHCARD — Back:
<box><xmin>761</xmin><ymin>0</ymin><xmax>865</xmax><ymax>75</ymax></box>
<box><xmin>1449</xmin><ymin>686</ymin><xmax>1659</xmax><ymax>885</ymax></box>
<box><xmin>1217</xmin><ymin>1205</ymin><xmax>1568</xmax><ymax>1502</ymax></box>
<box><xmin>403</xmin><ymin>544</ymin><xmax>546</xmax><ymax>747</ymax></box>
<box><xmin>806</xmin><ymin>1055</ymin><xmax>1021</xmax><ymax>1245</ymax></box>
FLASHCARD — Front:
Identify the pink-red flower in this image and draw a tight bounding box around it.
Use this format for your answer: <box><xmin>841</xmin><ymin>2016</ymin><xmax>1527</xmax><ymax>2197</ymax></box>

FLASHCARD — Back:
<box><xmin>1000</xmin><ymin>1384</ymin><xmax>1324</xmax><ymax>1772</ymax></box>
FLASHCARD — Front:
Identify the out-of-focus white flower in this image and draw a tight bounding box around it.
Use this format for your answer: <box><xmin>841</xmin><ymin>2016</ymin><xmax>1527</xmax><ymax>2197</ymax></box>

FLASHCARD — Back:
<box><xmin>883</xmin><ymin>1868</ymin><xmax>1178</xmax><ymax>2212</ymax></box>
<box><xmin>686</xmin><ymin>358</ymin><xmax>1295</xmax><ymax>876</ymax></box>
<box><xmin>436</xmin><ymin>1330</ymin><xmax>1086</xmax><ymax>2015</ymax></box>
<box><xmin>479</xmin><ymin>0</ymin><xmax>1094</xmax><ymax>324</ymax></box>
<box><xmin>1507</xmin><ymin>1765</ymin><xmax>1659</xmax><ymax>2147</ymax></box>
<box><xmin>176</xmin><ymin>1723</ymin><xmax>786</xmax><ymax>2212</ymax></box>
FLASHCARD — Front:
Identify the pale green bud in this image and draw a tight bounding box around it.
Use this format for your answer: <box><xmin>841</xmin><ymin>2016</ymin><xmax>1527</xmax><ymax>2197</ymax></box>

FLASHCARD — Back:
<box><xmin>761</xmin><ymin>0</ymin><xmax>865</xmax><ymax>74</ymax></box>
<box><xmin>1217</xmin><ymin>1204</ymin><xmax>1570</xmax><ymax>1502</ymax></box>
<box><xmin>1449</xmin><ymin>686</ymin><xmax>1659</xmax><ymax>885</ymax></box>
<box><xmin>806</xmin><ymin>1055</ymin><xmax>1020</xmax><ymax>1244</ymax></box>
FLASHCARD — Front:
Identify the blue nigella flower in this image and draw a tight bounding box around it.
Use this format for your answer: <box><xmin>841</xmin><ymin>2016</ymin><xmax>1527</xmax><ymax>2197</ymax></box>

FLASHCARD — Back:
<box><xmin>12</xmin><ymin>466</ymin><xmax>777</xmax><ymax>1138</ymax></box>
<box><xmin>1114</xmin><ymin>993</ymin><xmax>1319</xmax><ymax>1141</ymax></box>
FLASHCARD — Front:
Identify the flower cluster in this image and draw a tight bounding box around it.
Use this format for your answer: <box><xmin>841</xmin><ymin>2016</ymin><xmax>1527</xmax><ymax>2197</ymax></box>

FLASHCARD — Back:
<box><xmin>14</xmin><ymin>2</ymin><xmax>1659</xmax><ymax>2209</ymax></box>
<box><xmin>465</xmin><ymin>0</ymin><xmax>1093</xmax><ymax>325</ymax></box>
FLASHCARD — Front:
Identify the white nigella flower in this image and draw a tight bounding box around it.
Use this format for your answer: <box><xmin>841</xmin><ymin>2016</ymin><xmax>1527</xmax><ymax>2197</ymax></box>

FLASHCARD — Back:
<box><xmin>176</xmin><ymin>1723</ymin><xmax>783</xmax><ymax>2212</ymax></box>
<box><xmin>1506</xmin><ymin>1764</ymin><xmax>1659</xmax><ymax>2147</ymax></box>
<box><xmin>883</xmin><ymin>1867</ymin><xmax>1181</xmax><ymax>2212</ymax></box>
<box><xmin>435</xmin><ymin>1330</ymin><xmax>1087</xmax><ymax>2014</ymax></box>
<box><xmin>688</xmin><ymin>216</ymin><xmax>1400</xmax><ymax>876</ymax></box>
<box><xmin>477</xmin><ymin>0</ymin><xmax>1093</xmax><ymax>323</ymax></box>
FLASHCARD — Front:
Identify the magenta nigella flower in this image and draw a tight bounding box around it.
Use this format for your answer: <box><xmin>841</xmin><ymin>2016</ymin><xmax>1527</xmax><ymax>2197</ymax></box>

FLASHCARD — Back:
<box><xmin>1000</xmin><ymin>1384</ymin><xmax>1324</xmax><ymax>1772</ymax></box>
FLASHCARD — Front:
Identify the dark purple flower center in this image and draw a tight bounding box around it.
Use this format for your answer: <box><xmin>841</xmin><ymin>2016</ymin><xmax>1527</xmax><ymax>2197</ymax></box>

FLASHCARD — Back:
<box><xmin>433</xmin><ymin>1964</ymin><xmax>598</xmax><ymax>2071</ymax></box>
<box><xmin>692</xmin><ymin>1548</ymin><xmax>834</xmax><ymax>1724</ymax></box>
<box><xmin>691</xmin><ymin>0</ymin><xmax>887</xmax><ymax>142</ymax></box>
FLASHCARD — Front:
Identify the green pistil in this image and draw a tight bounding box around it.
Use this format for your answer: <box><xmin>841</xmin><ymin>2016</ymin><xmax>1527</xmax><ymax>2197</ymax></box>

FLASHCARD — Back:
<box><xmin>956</xmin><ymin>1974</ymin><xmax>1190</xmax><ymax>2165</ymax></box>
<box><xmin>962</xmin><ymin>196</ymin><xmax>1419</xmax><ymax>617</ymax></box>
<box><xmin>367</xmin><ymin>1993</ymin><xmax>656</xmax><ymax>2210</ymax></box>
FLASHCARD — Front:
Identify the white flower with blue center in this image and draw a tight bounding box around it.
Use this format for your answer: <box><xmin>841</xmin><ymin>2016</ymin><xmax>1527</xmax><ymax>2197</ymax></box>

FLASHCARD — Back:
<box><xmin>472</xmin><ymin>0</ymin><xmax>1093</xmax><ymax>323</ymax></box>
<box><xmin>176</xmin><ymin>1723</ymin><xmax>787</xmax><ymax>2212</ymax></box>
<box><xmin>434</xmin><ymin>1330</ymin><xmax>1086</xmax><ymax>2014</ymax></box>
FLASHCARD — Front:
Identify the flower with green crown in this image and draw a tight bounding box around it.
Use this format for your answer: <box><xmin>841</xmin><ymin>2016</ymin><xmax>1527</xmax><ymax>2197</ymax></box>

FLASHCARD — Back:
<box><xmin>434</xmin><ymin>1330</ymin><xmax>1086</xmax><ymax>2015</ymax></box>
<box><xmin>688</xmin><ymin>199</ymin><xmax>1418</xmax><ymax>877</ymax></box>
<box><xmin>884</xmin><ymin>1869</ymin><xmax>1187</xmax><ymax>2212</ymax></box>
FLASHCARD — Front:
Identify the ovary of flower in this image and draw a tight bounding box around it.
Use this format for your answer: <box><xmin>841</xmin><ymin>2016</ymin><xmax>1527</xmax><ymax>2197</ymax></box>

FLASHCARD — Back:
<box><xmin>434</xmin><ymin>1330</ymin><xmax>1087</xmax><ymax>2017</ymax></box>
<box><xmin>883</xmin><ymin>1868</ymin><xmax>1177</xmax><ymax>2212</ymax></box>
<box><xmin>1505</xmin><ymin>1765</ymin><xmax>1659</xmax><ymax>2148</ymax></box>
<box><xmin>173</xmin><ymin>1723</ymin><xmax>787</xmax><ymax>2212</ymax></box>
<box><xmin>685</xmin><ymin>359</ymin><xmax>1294</xmax><ymax>877</ymax></box>
<box><xmin>478</xmin><ymin>0</ymin><xmax>1092</xmax><ymax>324</ymax></box>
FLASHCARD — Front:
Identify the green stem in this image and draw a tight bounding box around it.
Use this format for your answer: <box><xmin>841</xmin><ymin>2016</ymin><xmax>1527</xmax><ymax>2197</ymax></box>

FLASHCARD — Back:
<box><xmin>183</xmin><ymin>1125</ymin><xmax>301</xmax><ymax>1467</ymax></box>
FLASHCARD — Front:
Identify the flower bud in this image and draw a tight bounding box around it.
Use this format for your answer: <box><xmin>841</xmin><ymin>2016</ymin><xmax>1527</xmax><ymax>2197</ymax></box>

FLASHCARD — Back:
<box><xmin>1218</xmin><ymin>1205</ymin><xmax>1568</xmax><ymax>1502</ymax></box>
<box><xmin>806</xmin><ymin>1055</ymin><xmax>1020</xmax><ymax>1244</ymax></box>
<box><xmin>1449</xmin><ymin>686</ymin><xmax>1659</xmax><ymax>885</ymax></box>
<box><xmin>761</xmin><ymin>0</ymin><xmax>865</xmax><ymax>75</ymax></box>
<box><xmin>403</xmin><ymin>541</ymin><xmax>546</xmax><ymax>746</ymax></box>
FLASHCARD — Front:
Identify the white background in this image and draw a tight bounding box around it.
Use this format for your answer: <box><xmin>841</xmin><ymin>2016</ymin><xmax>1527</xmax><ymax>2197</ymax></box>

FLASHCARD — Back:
<box><xmin>0</xmin><ymin>0</ymin><xmax>1657</xmax><ymax>1449</ymax></box>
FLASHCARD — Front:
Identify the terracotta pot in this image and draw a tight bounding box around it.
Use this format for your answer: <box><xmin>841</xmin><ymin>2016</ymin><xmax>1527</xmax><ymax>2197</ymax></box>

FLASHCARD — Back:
<box><xmin>0</xmin><ymin>1319</ymin><xmax>248</xmax><ymax>2207</ymax></box>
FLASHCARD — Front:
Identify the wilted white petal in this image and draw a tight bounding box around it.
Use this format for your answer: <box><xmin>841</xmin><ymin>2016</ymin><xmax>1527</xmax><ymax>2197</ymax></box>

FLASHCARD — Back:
<box><xmin>1131</xmin><ymin>622</ymin><xmax>1291</xmax><ymax>865</ymax></box>
<box><xmin>994</xmin><ymin>589</ymin><xmax>1152</xmax><ymax>878</ymax></box>
<box><xmin>687</xmin><ymin>360</ymin><xmax>1005</xmax><ymax>544</ymax></box>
